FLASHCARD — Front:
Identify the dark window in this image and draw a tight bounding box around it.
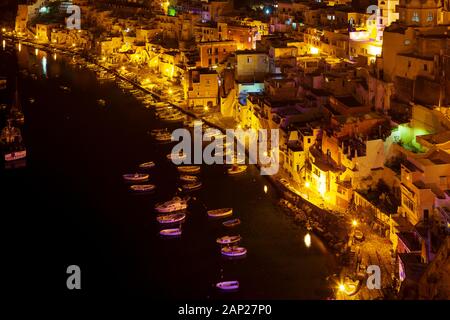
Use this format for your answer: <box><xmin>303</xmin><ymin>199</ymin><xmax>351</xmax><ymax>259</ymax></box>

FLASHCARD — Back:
<box><xmin>424</xmin><ymin>64</ymin><xmax>428</xmax><ymax>71</ymax></box>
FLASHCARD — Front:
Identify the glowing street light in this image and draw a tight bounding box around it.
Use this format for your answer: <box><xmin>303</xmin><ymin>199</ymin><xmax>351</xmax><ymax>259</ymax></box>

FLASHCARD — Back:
<box><xmin>310</xmin><ymin>47</ymin><xmax>319</xmax><ymax>55</ymax></box>
<box><xmin>264</xmin><ymin>185</ymin><xmax>268</xmax><ymax>193</ymax></box>
<box><xmin>168</xmin><ymin>88</ymin><xmax>173</xmax><ymax>95</ymax></box>
<box><xmin>1</xmin><ymin>28</ymin><xmax>6</xmax><ymax>32</ymax></box>
<box><xmin>305</xmin><ymin>181</ymin><xmax>310</xmax><ymax>188</ymax></box>
<box><xmin>304</xmin><ymin>233</ymin><xmax>311</xmax><ymax>248</ymax></box>
<box><xmin>352</xmin><ymin>219</ymin><xmax>358</xmax><ymax>227</ymax></box>
<box><xmin>204</xmin><ymin>106</ymin><xmax>209</xmax><ymax>112</ymax></box>
<box><xmin>121</xmin><ymin>66</ymin><xmax>126</xmax><ymax>71</ymax></box>
<box><xmin>338</xmin><ymin>283</ymin><xmax>346</xmax><ymax>292</ymax></box>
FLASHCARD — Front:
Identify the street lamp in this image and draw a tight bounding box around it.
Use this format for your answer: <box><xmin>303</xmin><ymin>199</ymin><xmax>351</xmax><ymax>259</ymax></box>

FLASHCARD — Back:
<box><xmin>352</xmin><ymin>219</ymin><xmax>358</xmax><ymax>227</ymax></box>
<box><xmin>1</xmin><ymin>28</ymin><xmax>6</xmax><ymax>33</ymax></box>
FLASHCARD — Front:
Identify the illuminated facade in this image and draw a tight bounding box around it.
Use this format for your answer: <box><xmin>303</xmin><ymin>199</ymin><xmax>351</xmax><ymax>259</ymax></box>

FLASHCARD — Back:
<box><xmin>183</xmin><ymin>68</ymin><xmax>219</xmax><ymax>111</ymax></box>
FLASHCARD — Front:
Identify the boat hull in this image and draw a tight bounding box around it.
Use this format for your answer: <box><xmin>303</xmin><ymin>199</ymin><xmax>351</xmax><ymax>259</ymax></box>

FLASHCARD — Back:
<box><xmin>208</xmin><ymin>208</ymin><xmax>233</xmax><ymax>218</ymax></box>
<box><xmin>216</xmin><ymin>281</ymin><xmax>239</xmax><ymax>291</ymax></box>
<box><xmin>4</xmin><ymin>150</ymin><xmax>26</xmax><ymax>162</ymax></box>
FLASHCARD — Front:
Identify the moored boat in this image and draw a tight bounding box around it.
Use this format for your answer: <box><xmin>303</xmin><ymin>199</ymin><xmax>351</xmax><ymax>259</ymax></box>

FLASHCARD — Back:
<box><xmin>216</xmin><ymin>281</ymin><xmax>239</xmax><ymax>291</ymax></box>
<box><xmin>122</xmin><ymin>173</ymin><xmax>149</xmax><ymax>182</ymax></box>
<box><xmin>130</xmin><ymin>184</ymin><xmax>155</xmax><ymax>193</ymax></box>
<box><xmin>154</xmin><ymin>132</ymin><xmax>172</xmax><ymax>142</ymax></box>
<box><xmin>177</xmin><ymin>166</ymin><xmax>200</xmax><ymax>174</ymax></box>
<box><xmin>139</xmin><ymin>161</ymin><xmax>156</xmax><ymax>169</ymax></box>
<box><xmin>179</xmin><ymin>175</ymin><xmax>198</xmax><ymax>182</ymax></box>
<box><xmin>216</xmin><ymin>235</ymin><xmax>241</xmax><ymax>245</ymax></box>
<box><xmin>207</xmin><ymin>208</ymin><xmax>233</xmax><ymax>218</ymax></box>
<box><xmin>1</xmin><ymin>120</ymin><xmax>27</xmax><ymax>163</ymax></box>
<box><xmin>222</xmin><ymin>218</ymin><xmax>241</xmax><ymax>227</ymax></box>
<box><xmin>221</xmin><ymin>246</ymin><xmax>247</xmax><ymax>257</ymax></box>
<box><xmin>159</xmin><ymin>228</ymin><xmax>182</xmax><ymax>237</ymax></box>
<box><xmin>182</xmin><ymin>181</ymin><xmax>202</xmax><ymax>191</ymax></box>
<box><xmin>228</xmin><ymin>165</ymin><xmax>247</xmax><ymax>175</ymax></box>
<box><xmin>155</xmin><ymin>196</ymin><xmax>188</xmax><ymax>213</ymax></box>
<box><xmin>156</xmin><ymin>212</ymin><xmax>186</xmax><ymax>224</ymax></box>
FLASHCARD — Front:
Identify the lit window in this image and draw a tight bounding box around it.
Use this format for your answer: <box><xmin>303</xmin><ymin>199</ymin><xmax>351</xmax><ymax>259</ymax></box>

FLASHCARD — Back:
<box><xmin>427</xmin><ymin>12</ymin><xmax>433</xmax><ymax>22</ymax></box>
<box><xmin>412</xmin><ymin>12</ymin><xmax>419</xmax><ymax>22</ymax></box>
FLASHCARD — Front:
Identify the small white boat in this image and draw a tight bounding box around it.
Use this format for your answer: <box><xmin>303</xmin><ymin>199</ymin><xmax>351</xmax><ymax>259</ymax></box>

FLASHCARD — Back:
<box><xmin>228</xmin><ymin>165</ymin><xmax>247</xmax><ymax>175</ymax></box>
<box><xmin>216</xmin><ymin>281</ymin><xmax>239</xmax><ymax>291</ymax></box>
<box><xmin>221</xmin><ymin>246</ymin><xmax>247</xmax><ymax>257</ymax></box>
<box><xmin>159</xmin><ymin>228</ymin><xmax>182</xmax><ymax>237</ymax></box>
<box><xmin>156</xmin><ymin>213</ymin><xmax>186</xmax><ymax>224</ymax></box>
<box><xmin>123</xmin><ymin>173</ymin><xmax>149</xmax><ymax>182</ymax></box>
<box><xmin>160</xmin><ymin>113</ymin><xmax>185</xmax><ymax>122</ymax></box>
<box><xmin>179</xmin><ymin>175</ymin><xmax>198</xmax><ymax>182</ymax></box>
<box><xmin>207</xmin><ymin>208</ymin><xmax>233</xmax><ymax>218</ymax></box>
<box><xmin>139</xmin><ymin>161</ymin><xmax>155</xmax><ymax>169</ymax></box>
<box><xmin>216</xmin><ymin>235</ymin><xmax>241</xmax><ymax>245</ymax></box>
<box><xmin>182</xmin><ymin>181</ymin><xmax>202</xmax><ymax>191</ymax></box>
<box><xmin>130</xmin><ymin>184</ymin><xmax>155</xmax><ymax>193</ymax></box>
<box><xmin>177</xmin><ymin>166</ymin><xmax>200</xmax><ymax>174</ymax></box>
<box><xmin>150</xmin><ymin>128</ymin><xmax>168</xmax><ymax>135</ymax></box>
<box><xmin>155</xmin><ymin>196</ymin><xmax>188</xmax><ymax>213</ymax></box>
<box><xmin>154</xmin><ymin>132</ymin><xmax>172</xmax><ymax>142</ymax></box>
<box><xmin>222</xmin><ymin>218</ymin><xmax>241</xmax><ymax>227</ymax></box>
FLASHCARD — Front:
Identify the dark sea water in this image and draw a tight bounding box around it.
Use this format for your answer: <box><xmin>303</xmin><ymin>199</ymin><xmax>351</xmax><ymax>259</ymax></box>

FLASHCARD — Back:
<box><xmin>1</xmin><ymin>41</ymin><xmax>335</xmax><ymax>299</ymax></box>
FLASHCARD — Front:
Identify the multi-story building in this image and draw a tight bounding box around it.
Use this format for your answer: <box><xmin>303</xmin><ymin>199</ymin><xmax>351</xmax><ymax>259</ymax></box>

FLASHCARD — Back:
<box><xmin>235</xmin><ymin>50</ymin><xmax>270</xmax><ymax>83</ymax></box>
<box><xmin>183</xmin><ymin>68</ymin><xmax>219</xmax><ymax>111</ymax></box>
<box><xmin>198</xmin><ymin>40</ymin><xmax>236</xmax><ymax>67</ymax></box>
